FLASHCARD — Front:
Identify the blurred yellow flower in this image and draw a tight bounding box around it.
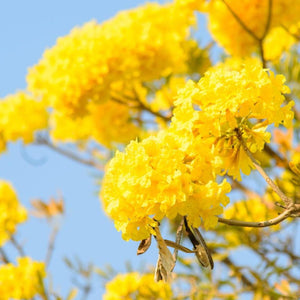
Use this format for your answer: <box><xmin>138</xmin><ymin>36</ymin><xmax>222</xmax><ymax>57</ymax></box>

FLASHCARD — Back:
<box><xmin>0</xmin><ymin>257</ymin><xmax>46</xmax><ymax>300</ymax></box>
<box><xmin>0</xmin><ymin>92</ymin><xmax>48</xmax><ymax>152</ymax></box>
<box><xmin>207</xmin><ymin>0</ymin><xmax>300</xmax><ymax>56</ymax></box>
<box><xmin>27</xmin><ymin>2</ymin><xmax>196</xmax><ymax>117</ymax></box>
<box><xmin>0</xmin><ymin>181</ymin><xmax>27</xmax><ymax>246</ymax></box>
<box><xmin>103</xmin><ymin>272</ymin><xmax>172</xmax><ymax>300</ymax></box>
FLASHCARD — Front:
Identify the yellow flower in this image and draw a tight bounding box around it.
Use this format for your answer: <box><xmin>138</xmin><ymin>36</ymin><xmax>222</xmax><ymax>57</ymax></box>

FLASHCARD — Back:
<box><xmin>171</xmin><ymin>58</ymin><xmax>294</xmax><ymax>180</ymax></box>
<box><xmin>151</xmin><ymin>77</ymin><xmax>187</xmax><ymax>112</ymax></box>
<box><xmin>27</xmin><ymin>2</ymin><xmax>196</xmax><ymax>117</ymax></box>
<box><xmin>0</xmin><ymin>257</ymin><xmax>46</xmax><ymax>300</ymax></box>
<box><xmin>0</xmin><ymin>181</ymin><xmax>27</xmax><ymax>246</ymax></box>
<box><xmin>207</xmin><ymin>0</ymin><xmax>300</xmax><ymax>56</ymax></box>
<box><xmin>101</xmin><ymin>130</ymin><xmax>230</xmax><ymax>241</ymax></box>
<box><xmin>50</xmin><ymin>100</ymin><xmax>140</xmax><ymax>148</ymax></box>
<box><xmin>0</xmin><ymin>92</ymin><xmax>48</xmax><ymax>151</ymax></box>
<box><xmin>103</xmin><ymin>273</ymin><xmax>172</xmax><ymax>300</ymax></box>
<box><xmin>263</xmin><ymin>26</ymin><xmax>297</xmax><ymax>61</ymax></box>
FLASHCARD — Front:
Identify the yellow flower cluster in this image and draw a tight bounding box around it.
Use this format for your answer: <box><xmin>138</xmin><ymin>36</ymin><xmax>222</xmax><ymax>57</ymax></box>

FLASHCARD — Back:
<box><xmin>0</xmin><ymin>257</ymin><xmax>46</xmax><ymax>300</ymax></box>
<box><xmin>263</xmin><ymin>26</ymin><xmax>297</xmax><ymax>61</ymax></box>
<box><xmin>103</xmin><ymin>272</ymin><xmax>172</xmax><ymax>300</ymax></box>
<box><xmin>51</xmin><ymin>100</ymin><xmax>140</xmax><ymax>148</ymax></box>
<box><xmin>101</xmin><ymin>130</ymin><xmax>230</xmax><ymax>241</ymax></box>
<box><xmin>151</xmin><ymin>77</ymin><xmax>187</xmax><ymax>112</ymax></box>
<box><xmin>206</xmin><ymin>0</ymin><xmax>300</xmax><ymax>56</ymax></box>
<box><xmin>171</xmin><ymin>58</ymin><xmax>294</xmax><ymax>180</ymax></box>
<box><xmin>0</xmin><ymin>181</ymin><xmax>27</xmax><ymax>246</ymax></box>
<box><xmin>174</xmin><ymin>0</ymin><xmax>205</xmax><ymax>12</ymax></box>
<box><xmin>27</xmin><ymin>2</ymin><xmax>196</xmax><ymax>117</ymax></box>
<box><xmin>0</xmin><ymin>92</ymin><xmax>48</xmax><ymax>152</ymax></box>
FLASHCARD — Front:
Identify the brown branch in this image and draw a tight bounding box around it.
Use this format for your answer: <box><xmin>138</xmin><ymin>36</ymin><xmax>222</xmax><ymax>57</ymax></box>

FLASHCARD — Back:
<box><xmin>173</xmin><ymin>218</ymin><xmax>184</xmax><ymax>262</ymax></box>
<box><xmin>221</xmin><ymin>0</ymin><xmax>259</xmax><ymax>41</ymax></box>
<box><xmin>35</xmin><ymin>135</ymin><xmax>103</xmax><ymax>171</ymax></box>
<box><xmin>218</xmin><ymin>206</ymin><xmax>293</xmax><ymax>228</ymax></box>
<box><xmin>0</xmin><ymin>248</ymin><xmax>9</xmax><ymax>263</ymax></box>
<box><xmin>261</xmin><ymin>0</ymin><xmax>273</xmax><ymax>40</ymax></box>
<box><xmin>281</xmin><ymin>24</ymin><xmax>300</xmax><ymax>41</ymax></box>
<box><xmin>258</xmin><ymin>40</ymin><xmax>267</xmax><ymax>68</ymax></box>
<box><xmin>264</xmin><ymin>144</ymin><xmax>292</xmax><ymax>171</ymax></box>
<box><xmin>230</xmin><ymin>178</ymin><xmax>260</xmax><ymax>199</ymax></box>
<box><xmin>45</xmin><ymin>226</ymin><xmax>59</xmax><ymax>267</ymax></box>
<box><xmin>211</xmin><ymin>249</ymin><xmax>255</xmax><ymax>289</ymax></box>
<box><xmin>10</xmin><ymin>235</ymin><xmax>25</xmax><ymax>257</ymax></box>
<box><xmin>111</xmin><ymin>92</ymin><xmax>172</xmax><ymax>122</ymax></box>
<box><xmin>238</xmin><ymin>133</ymin><xmax>293</xmax><ymax>207</ymax></box>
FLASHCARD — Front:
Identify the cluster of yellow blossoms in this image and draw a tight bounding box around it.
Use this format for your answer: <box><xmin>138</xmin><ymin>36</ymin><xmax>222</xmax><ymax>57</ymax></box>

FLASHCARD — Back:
<box><xmin>101</xmin><ymin>129</ymin><xmax>230</xmax><ymax>241</ymax></box>
<box><xmin>101</xmin><ymin>57</ymin><xmax>294</xmax><ymax>241</ymax></box>
<box><xmin>27</xmin><ymin>2</ymin><xmax>195</xmax><ymax>116</ymax></box>
<box><xmin>206</xmin><ymin>0</ymin><xmax>300</xmax><ymax>57</ymax></box>
<box><xmin>0</xmin><ymin>92</ymin><xmax>48</xmax><ymax>153</ymax></box>
<box><xmin>0</xmin><ymin>257</ymin><xmax>46</xmax><ymax>300</ymax></box>
<box><xmin>103</xmin><ymin>273</ymin><xmax>172</xmax><ymax>300</ymax></box>
<box><xmin>0</xmin><ymin>180</ymin><xmax>27</xmax><ymax>246</ymax></box>
<box><xmin>23</xmin><ymin>2</ymin><xmax>201</xmax><ymax>147</ymax></box>
<box><xmin>171</xmin><ymin>58</ymin><xmax>294</xmax><ymax>180</ymax></box>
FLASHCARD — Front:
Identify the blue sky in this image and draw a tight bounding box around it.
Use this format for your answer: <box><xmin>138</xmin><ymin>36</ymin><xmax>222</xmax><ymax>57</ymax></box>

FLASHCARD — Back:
<box><xmin>0</xmin><ymin>0</ymin><xmax>167</xmax><ymax>298</ymax></box>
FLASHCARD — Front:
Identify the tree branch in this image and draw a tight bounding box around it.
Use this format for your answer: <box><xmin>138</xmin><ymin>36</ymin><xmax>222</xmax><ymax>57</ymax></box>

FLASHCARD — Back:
<box><xmin>45</xmin><ymin>226</ymin><xmax>59</xmax><ymax>268</ymax></box>
<box><xmin>221</xmin><ymin>0</ymin><xmax>259</xmax><ymax>41</ymax></box>
<box><xmin>218</xmin><ymin>206</ymin><xmax>293</xmax><ymax>228</ymax></box>
<box><xmin>238</xmin><ymin>133</ymin><xmax>293</xmax><ymax>207</ymax></box>
<box><xmin>35</xmin><ymin>135</ymin><xmax>103</xmax><ymax>171</ymax></box>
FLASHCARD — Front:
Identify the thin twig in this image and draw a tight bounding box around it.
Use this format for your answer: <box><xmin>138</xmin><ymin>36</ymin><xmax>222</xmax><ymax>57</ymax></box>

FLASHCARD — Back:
<box><xmin>221</xmin><ymin>0</ymin><xmax>259</xmax><ymax>41</ymax></box>
<box><xmin>45</xmin><ymin>226</ymin><xmax>59</xmax><ymax>267</ymax></box>
<box><xmin>35</xmin><ymin>135</ymin><xmax>103</xmax><ymax>171</ymax></box>
<box><xmin>173</xmin><ymin>218</ymin><xmax>184</xmax><ymax>262</ymax></box>
<box><xmin>258</xmin><ymin>40</ymin><xmax>267</xmax><ymax>68</ymax></box>
<box><xmin>111</xmin><ymin>92</ymin><xmax>172</xmax><ymax>122</ymax></box>
<box><xmin>218</xmin><ymin>206</ymin><xmax>293</xmax><ymax>228</ymax></box>
<box><xmin>261</xmin><ymin>0</ymin><xmax>273</xmax><ymax>40</ymax></box>
<box><xmin>0</xmin><ymin>248</ymin><xmax>10</xmax><ymax>263</ymax></box>
<box><xmin>281</xmin><ymin>24</ymin><xmax>300</xmax><ymax>41</ymax></box>
<box><xmin>211</xmin><ymin>249</ymin><xmax>255</xmax><ymax>288</ymax></box>
<box><xmin>10</xmin><ymin>235</ymin><xmax>25</xmax><ymax>256</ymax></box>
<box><xmin>264</xmin><ymin>144</ymin><xmax>293</xmax><ymax>172</ymax></box>
<box><xmin>236</xmin><ymin>129</ymin><xmax>293</xmax><ymax>207</ymax></box>
<box><xmin>230</xmin><ymin>179</ymin><xmax>260</xmax><ymax>199</ymax></box>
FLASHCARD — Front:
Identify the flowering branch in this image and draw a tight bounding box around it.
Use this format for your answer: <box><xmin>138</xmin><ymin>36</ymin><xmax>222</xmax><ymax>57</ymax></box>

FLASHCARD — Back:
<box><xmin>10</xmin><ymin>235</ymin><xmax>25</xmax><ymax>257</ymax></box>
<box><xmin>45</xmin><ymin>226</ymin><xmax>59</xmax><ymax>268</ymax></box>
<box><xmin>217</xmin><ymin>206</ymin><xmax>292</xmax><ymax>228</ymax></box>
<box><xmin>35</xmin><ymin>135</ymin><xmax>103</xmax><ymax>171</ymax></box>
<box><xmin>221</xmin><ymin>0</ymin><xmax>259</xmax><ymax>41</ymax></box>
<box><xmin>222</xmin><ymin>0</ymin><xmax>273</xmax><ymax>68</ymax></box>
<box><xmin>0</xmin><ymin>248</ymin><xmax>9</xmax><ymax>263</ymax></box>
<box><xmin>111</xmin><ymin>90</ymin><xmax>172</xmax><ymax>122</ymax></box>
<box><xmin>261</xmin><ymin>0</ymin><xmax>273</xmax><ymax>40</ymax></box>
<box><xmin>241</xmin><ymin>140</ymin><xmax>293</xmax><ymax>207</ymax></box>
